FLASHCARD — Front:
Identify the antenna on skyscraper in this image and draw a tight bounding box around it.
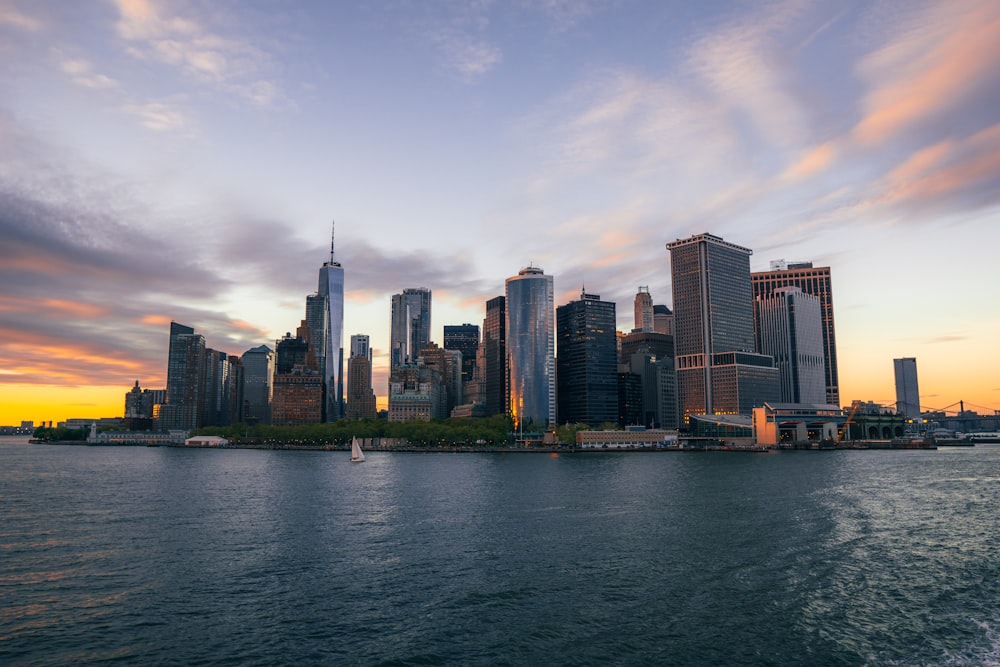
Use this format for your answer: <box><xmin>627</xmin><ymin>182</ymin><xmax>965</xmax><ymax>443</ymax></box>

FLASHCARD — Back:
<box><xmin>330</xmin><ymin>220</ymin><xmax>336</xmax><ymax>262</ymax></box>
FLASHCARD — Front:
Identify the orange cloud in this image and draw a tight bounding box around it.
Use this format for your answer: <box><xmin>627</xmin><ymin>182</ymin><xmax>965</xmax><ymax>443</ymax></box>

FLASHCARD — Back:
<box><xmin>853</xmin><ymin>2</ymin><xmax>1000</xmax><ymax>145</ymax></box>
<box><xmin>140</xmin><ymin>314</ymin><xmax>174</xmax><ymax>326</ymax></box>
<box><xmin>39</xmin><ymin>299</ymin><xmax>109</xmax><ymax>319</ymax></box>
<box><xmin>782</xmin><ymin>141</ymin><xmax>837</xmax><ymax>180</ymax></box>
<box><xmin>882</xmin><ymin>122</ymin><xmax>1000</xmax><ymax>205</ymax></box>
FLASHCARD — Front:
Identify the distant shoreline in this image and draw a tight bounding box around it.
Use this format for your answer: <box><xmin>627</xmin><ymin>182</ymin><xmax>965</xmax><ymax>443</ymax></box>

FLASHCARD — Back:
<box><xmin>26</xmin><ymin>439</ymin><xmax>939</xmax><ymax>452</ymax></box>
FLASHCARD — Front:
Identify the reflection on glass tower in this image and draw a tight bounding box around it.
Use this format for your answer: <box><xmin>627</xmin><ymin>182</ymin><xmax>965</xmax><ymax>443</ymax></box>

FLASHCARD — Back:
<box><xmin>505</xmin><ymin>266</ymin><xmax>555</xmax><ymax>431</ymax></box>
<box><xmin>390</xmin><ymin>288</ymin><xmax>431</xmax><ymax>369</ymax></box>
<box><xmin>317</xmin><ymin>222</ymin><xmax>344</xmax><ymax>421</ymax></box>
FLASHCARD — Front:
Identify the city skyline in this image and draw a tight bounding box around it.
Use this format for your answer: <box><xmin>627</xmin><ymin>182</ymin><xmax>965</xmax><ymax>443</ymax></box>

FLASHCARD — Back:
<box><xmin>2</xmin><ymin>1</ymin><xmax>1000</xmax><ymax>424</ymax></box>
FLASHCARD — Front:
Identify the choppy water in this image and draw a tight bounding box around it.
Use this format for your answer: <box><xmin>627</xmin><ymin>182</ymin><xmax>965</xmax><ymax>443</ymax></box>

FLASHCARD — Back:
<box><xmin>2</xmin><ymin>436</ymin><xmax>998</xmax><ymax>666</ymax></box>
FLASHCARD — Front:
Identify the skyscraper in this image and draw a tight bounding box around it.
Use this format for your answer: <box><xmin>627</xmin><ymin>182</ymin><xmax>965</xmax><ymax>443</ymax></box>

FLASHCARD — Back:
<box><xmin>272</xmin><ymin>321</ymin><xmax>323</xmax><ymax>426</ymax></box>
<box><xmin>482</xmin><ymin>296</ymin><xmax>506</xmax><ymax>418</ymax></box>
<box><xmin>317</xmin><ymin>222</ymin><xmax>344</xmax><ymax>421</ymax></box>
<box><xmin>305</xmin><ymin>292</ymin><xmax>328</xmax><ymax>404</ymax></box>
<box><xmin>444</xmin><ymin>324</ymin><xmax>480</xmax><ymax>388</ymax></box>
<box><xmin>505</xmin><ymin>266</ymin><xmax>555</xmax><ymax>430</ymax></box>
<box><xmin>752</xmin><ymin>261</ymin><xmax>840</xmax><ymax>406</ymax></box>
<box><xmin>557</xmin><ymin>290</ymin><xmax>618</xmax><ymax>427</ymax></box>
<box><xmin>668</xmin><ymin>233</ymin><xmax>778</xmax><ymax>422</ymax></box>
<box><xmin>633</xmin><ymin>286</ymin><xmax>653</xmax><ymax>332</ymax></box>
<box><xmin>346</xmin><ymin>334</ymin><xmax>377</xmax><ymax>420</ymax></box>
<box><xmin>390</xmin><ymin>288</ymin><xmax>432</xmax><ymax>369</ymax></box>
<box><xmin>159</xmin><ymin>321</ymin><xmax>205</xmax><ymax>430</ymax></box>
<box><xmin>619</xmin><ymin>331</ymin><xmax>677</xmax><ymax>429</ymax></box>
<box><xmin>241</xmin><ymin>344</ymin><xmax>274</xmax><ymax>425</ymax></box>
<box><xmin>755</xmin><ymin>287</ymin><xmax>826</xmax><ymax>404</ymax></box>
<box><xmin>894</xmin><ymin>357</ymin><xmax>921</xmax><ymax>418</ymax></box>
<box><xmin>652</xmin><ymin>304</ymin><xmax>674</xmax><ymax>336</ymax></box>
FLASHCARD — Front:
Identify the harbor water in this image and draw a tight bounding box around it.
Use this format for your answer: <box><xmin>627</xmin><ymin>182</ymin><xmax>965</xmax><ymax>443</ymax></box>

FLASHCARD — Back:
<box><xmin>2</xmin><ymin>437</ymin><xmax>998</xmax><ymax>665</ymax></box>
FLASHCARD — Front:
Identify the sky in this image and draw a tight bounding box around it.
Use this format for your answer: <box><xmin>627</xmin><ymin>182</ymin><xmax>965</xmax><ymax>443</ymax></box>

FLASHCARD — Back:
<box><xmin>2</xmin><ymin>0</ymin><xmax>999</xmax><ymax>425</ymax></box>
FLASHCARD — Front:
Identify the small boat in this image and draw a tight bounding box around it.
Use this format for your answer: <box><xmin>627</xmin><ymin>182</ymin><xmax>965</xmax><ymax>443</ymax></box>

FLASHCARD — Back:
<box><xmin>350</xmin><ymin>436</ymin><xmax>366</xmax><ymax>463</ymax></box>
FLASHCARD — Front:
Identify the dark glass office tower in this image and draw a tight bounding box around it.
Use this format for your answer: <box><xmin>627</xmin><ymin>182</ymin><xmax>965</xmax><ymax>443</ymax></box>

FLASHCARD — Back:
<box><xmin>556</xmin><ymin>291</ymin><xmax>618</xmax><ymax>427</ymax></box>
<box><xmin>160</xmin><ymin>321</ymin><xmax>205</xmax><ymax>430</ymax></box>
<box><xmin>444</xmin><ymin>324</ymin><xmax>479</xmax><ymax>387</ymax></box>
<box><xmin>482</xmin><ymin>296</ymin><xmax>506</xmax><ymax>418</ymax></box>
<box><xmin>241</xmin><ymin>344</ymin><xmax>273</xmax><ymax>425</ymax></box>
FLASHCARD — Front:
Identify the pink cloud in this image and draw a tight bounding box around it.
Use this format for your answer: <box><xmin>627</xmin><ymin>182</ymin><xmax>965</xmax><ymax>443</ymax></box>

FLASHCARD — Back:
<box><xmin>853</xmin><ymin>1</ymin><xmax>1000</xmax><ymax>145</ymax></box>
<box><xmin>881</xmin><ymin>122</ymin><xmax>1000</xmax><ymax>206</ymax></box>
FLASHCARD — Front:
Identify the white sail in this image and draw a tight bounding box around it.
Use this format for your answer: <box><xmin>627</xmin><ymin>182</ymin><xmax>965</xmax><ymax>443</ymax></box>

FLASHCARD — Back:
<box><xmin>350</xmin><ymin>436</ymin><xmax>365</xmax><ymax>463</ymax></box>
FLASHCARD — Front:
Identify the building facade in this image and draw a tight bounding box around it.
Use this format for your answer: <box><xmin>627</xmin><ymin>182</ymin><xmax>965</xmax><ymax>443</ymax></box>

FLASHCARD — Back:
<box><xmin>754</xmin><ymin>286</ymin><xmax>826</xmax><ymax>405</ymax></box>
<box><xmin>158</xmin><ymin>321</ymin><xmax>205</xmax><ymax>430</ymax></box>
<box><xmin>317</xmin><ymin>222</ymin><xmax>345</xmax><ymax>420</ymax></box>
<box><xmin>751</xmin><ymin>261</ymin><xmax>840</xmax><ymax>406</ymax></box>
<box><xmin>619</xmin><ymin>331</ymin><xmax>677</xmax><ymax>429</ymax></box>
<box><xmin>505</xmin><ymin>266</ymin><xmax>555</xmax><ymax>430</ymax></box>
<box><xmin>556</xmin><ymin>291</ymin><xmax>618</xmax><ymax>427</ymax></box>
<box><xmin>346</xmin><ymin>334</ymin><xmax>377</xmax><ymax>421</ymax></box>
<box><xmin>388</xmin><ymin>364</ymin><xmax>444</xmax><ymax>422</ymax></box>
<box><xmin>390</xmin><ymin>288</ymin><xmax>432</xmax><ymax>369</ymax></box>
<box><xmin>633</xmin><ymin>286</ymin><xmax>653</xmax><ymax>332</ymax></box>
<box><xmin>271</xmin><ymin>321</ymin><xmax>323</xmax><ymax>426</ymax></box>
<box><xmin>668</xmin><ymin>232</ymin><xmax>778</xmax><ymax>423</ymax></box>
<box><xmin>444</xmin><ymin>323</ymin><xmax>480</xmax><ymax>390</ymax></box>
<box><xmin>894</xmin><ymin>357</ymin><xmax>921</xmax><ymax>418</ymax></box>
<box><xmin>482</xmin><ymin>295</ymin><xmax>506</xmax><ymax>418</ymax></box>
<box><xmin>241</xmin><ymin>344</ymin><xmax>273</xmax><ymax>425</ymax></box>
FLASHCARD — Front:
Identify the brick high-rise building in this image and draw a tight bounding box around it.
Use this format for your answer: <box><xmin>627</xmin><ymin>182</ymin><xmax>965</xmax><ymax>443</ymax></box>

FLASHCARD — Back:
<box><xmin>346</xmin><ymin>334</ymin><xmax>377</xmax><ymax>420</ymax></box>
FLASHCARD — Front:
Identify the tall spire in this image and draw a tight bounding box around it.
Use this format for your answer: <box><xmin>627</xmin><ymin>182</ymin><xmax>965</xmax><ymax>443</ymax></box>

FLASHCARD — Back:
<box><xmin>330</xmin><ymin>219</ymin><xmax>336</xmax><ymax>263</ymax></box>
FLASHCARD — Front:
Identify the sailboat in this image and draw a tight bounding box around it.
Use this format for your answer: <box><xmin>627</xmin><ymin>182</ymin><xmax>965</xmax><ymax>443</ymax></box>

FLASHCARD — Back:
<box><xmin>350</xmin><ymin>436</ymin><xmax>366</xmax><ymax>463</ymax></box>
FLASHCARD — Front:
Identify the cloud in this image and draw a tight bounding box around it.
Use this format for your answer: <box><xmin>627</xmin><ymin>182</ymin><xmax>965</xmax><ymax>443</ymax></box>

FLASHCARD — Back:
<box><xmin>782</xmin><ymin>141</ymin><xmax>837</xmax><ymax>180</ymax></box>
<box><xmin>924</xmin><ymin>334</ymin><xmax>968</xmax><ymax>344</ymax></box>
<box><xmin>60</xmin><ymin>58</ymin><xmax>118</xmax><ymax>89</ymax></box>
<box><xmin>537</xmin><ymin>0</ymin><xmax>597</xmax><ymax>33</ymax></box>
<box><xmin>111</xmin><ymin>0</ymin><xmax>288</xmax><ymax>108</ymax></box>
<box><xmin>416</xmin><ymin>2</ymin><xmax>502</xmax><ymax>82</ymax></box>
<box><xmin>121</xmin><ymin>100</ymin><xmax>188</xmax><ymax>131</ymax></box>
<box><xmin>868</xmin><ymin>122</ymin><xmax>1000</xmax><ymax>216</ymax></box>
<box><xmin>0</xmin><ymin>116</ymin><xmax>277</xmax><ymax>387</ymax></box>
<box><xmin>853</xmin><ymin>0</ymin><xmax>1000</xmax><ymax>145</ymax></box>
<box><xmin>0</xmin><ymin>1</ymin><xmax>41</xmax><ymax>31</ymax></box>
<box><xmin>683</xmin><ymin>0</ymin><xmax>824</xmax><ymax>151</ymax></box>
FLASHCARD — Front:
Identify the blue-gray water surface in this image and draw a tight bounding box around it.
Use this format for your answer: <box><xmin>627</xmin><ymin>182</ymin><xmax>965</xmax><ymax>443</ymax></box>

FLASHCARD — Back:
<box><xmin>2</xmin><ymin>437</ymin><xmax>998</xmax><ymax>666</ymax></box>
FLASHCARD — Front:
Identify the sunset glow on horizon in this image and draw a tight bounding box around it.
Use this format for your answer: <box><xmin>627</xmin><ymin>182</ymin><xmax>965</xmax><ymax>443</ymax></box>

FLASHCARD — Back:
<box><xmin>2</xmin><ymin>0</ymin><xmax>999</xmax><ymax>426</ymax></box>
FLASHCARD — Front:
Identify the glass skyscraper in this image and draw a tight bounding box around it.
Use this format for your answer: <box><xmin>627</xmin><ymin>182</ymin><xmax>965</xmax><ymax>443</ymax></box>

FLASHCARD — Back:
<box><xmin>390</xmin><ymin>288</ymin><xmax>432</xmax><ymax>369</ymax></box>
<box><xmin>160</xmin><ymin>321</ymin><xmax>205</xmax><ymax>430</ymax></box>
<box><xmin>317</xmin><ymin>222</ymin><xmax>344</xmax><ymax>421</ymax></box>
<box><xmin>482</xmin><ymin>296</ymin><xmax>506</xmax><ymax>418</ymax></box>
<box><xmin>894</xmin><ymin>357</ymin><xmax>921</xmax><ymax>418</ymax></box>
<box><xmin>240</xmin><ymin>344</ymin><xmax>273</xmax><ymax>425</ymax></box>
<box><xmin>443</xmin><ymin>324</ymin><xmax>480</xmax><ymax>388</ymax></box>
<box><xmin>557</xmin><ymin>291</ymin><xmax>618</xmax><ymax>427</ymax></box>
<box><xmin>505</xmin><ymin>266</ymin><xmax>555</xmax><ymax>430</ymax></box>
